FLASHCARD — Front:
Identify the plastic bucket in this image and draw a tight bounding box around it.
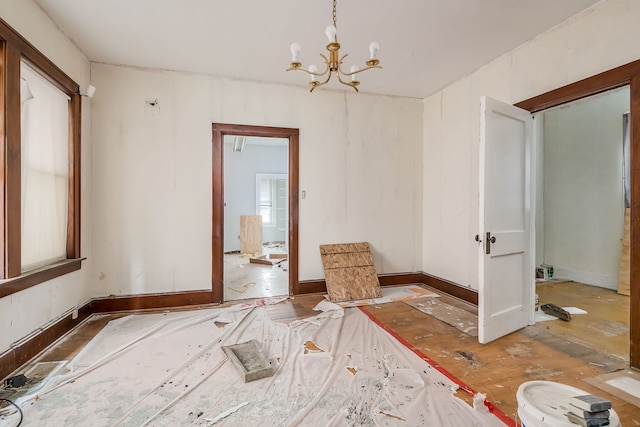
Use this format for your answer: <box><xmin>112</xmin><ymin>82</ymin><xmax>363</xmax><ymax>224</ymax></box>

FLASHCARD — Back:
<box><xmin>516</xmin><ymin>380</ymin><xmax>621</xmax><ymax>427</ymax></box>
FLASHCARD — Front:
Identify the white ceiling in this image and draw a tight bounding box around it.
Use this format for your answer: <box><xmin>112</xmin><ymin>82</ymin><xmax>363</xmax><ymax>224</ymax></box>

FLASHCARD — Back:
<box><xmin>34</xmin><ymin>0</ymin><xmax>601</xmax><ymax>99</ymax></box>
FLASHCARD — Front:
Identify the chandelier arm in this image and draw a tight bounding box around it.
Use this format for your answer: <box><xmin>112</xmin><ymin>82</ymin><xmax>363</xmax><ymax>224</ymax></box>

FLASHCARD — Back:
<box><xmin>338</xmin><ymin>64</ymin><xmax>382</xmax><ymax>76</ymax></box>
<box><xmin>336</xmin><ymin>70</ymin><xmax>359</xmax><ymax>92</ymax></box>
<box><xmin>309</xmin><ymin>72</ymin><xmax>333</xmax><ymax>92</ymax></box>
<box><xmin>290</xmin><ymin>66</ymin><xmax>330</xmax><ymax>77</ymax></box>
<box><xmin>317</xmin><ymin>70</ymin><xmax>333</xmax><ymax>86</ymax></box>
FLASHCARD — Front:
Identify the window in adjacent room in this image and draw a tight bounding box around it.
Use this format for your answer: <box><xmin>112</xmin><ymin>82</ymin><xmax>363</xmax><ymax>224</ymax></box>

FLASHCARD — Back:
<box><xmin>256</xmin><ymin>173</ymin><xmax>287</xmax><ymax>227</ymax></box>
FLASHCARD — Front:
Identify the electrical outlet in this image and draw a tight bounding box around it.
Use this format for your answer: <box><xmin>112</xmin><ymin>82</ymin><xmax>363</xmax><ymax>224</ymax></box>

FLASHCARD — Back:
<box><xmin>4</xmin><ymin>374</ymin><xmax>27</xmax><ymax>388</ymax></box>
<box><xmin>72</xmin><ymin>309</ymin><xmax>79</xmax><ymax>320</ymax></box>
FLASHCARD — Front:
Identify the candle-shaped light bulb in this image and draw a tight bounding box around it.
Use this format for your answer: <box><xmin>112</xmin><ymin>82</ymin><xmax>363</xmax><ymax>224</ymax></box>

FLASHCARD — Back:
<box><xmin>309</xmin><ymin>64</ymin><xmax>318</xmax><ymax>82</ymax></box>
<box><xmin>325</xmin><ymin>25</ymin><xmax>337</xmax><ymax>42</ymax></box>
<box><xmin>369</xmin><ymin>42</ymin><xmax>380</xmax><ymax>60</ymax></box>
<box><xmin>290</xmin><ymin>42</ymin><xmax>301</xmax><ymax>62</ymax></box>
<box><xmin>350</xmin><ymin>65</ymin><xmax>359</xmax><ymax>82</ymax></box>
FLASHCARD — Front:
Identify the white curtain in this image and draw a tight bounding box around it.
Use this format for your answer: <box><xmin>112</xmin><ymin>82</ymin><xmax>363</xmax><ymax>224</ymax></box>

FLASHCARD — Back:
<box><xmin>20</xmin><ymin>61</ymin><xmax>69</xmax><ymax>272</ymax></box>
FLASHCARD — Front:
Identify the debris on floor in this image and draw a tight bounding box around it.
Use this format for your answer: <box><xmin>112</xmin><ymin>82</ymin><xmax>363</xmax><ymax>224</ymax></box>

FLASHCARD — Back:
<box><xmin>204</xmin><ymin>401</ymin><xmax>249</xmax><ymax>425</ymax></box>
<box><xmin>249</xmin><ymin>254</ymin><xmax>287</xmax><ymax>266</ymax></box>
<box><xmin>227</xmin><ymin>282</ymin><xmax>255</xmax><ymax>294</ymax></box>
<box><xmin>405</xmin><ymin>298</ymin><xmax>478</xmax><ymax>337</ymax></box>
<box><xmin>534</xmin><ymin>306</ymin><xmax>587</xmax><ymax>322</ymax></box>
<box><xmin>326</xmin><ymin>285</ymin><xmax>438</xmax><ymax>308</ymax></box>
<box><xmin>584</xmin><ymin>369</ymin><xmax>640</xmax><ymax>408</ymax></box>
<box><xmin>222</xmin><ymin>340</ymin><xmax>276</xmax><ymax>382</ymax></box>
<box><xmin>540</xmin><ymin>303</ymin><xmax>572</xmax><ymax>321</ymax></box>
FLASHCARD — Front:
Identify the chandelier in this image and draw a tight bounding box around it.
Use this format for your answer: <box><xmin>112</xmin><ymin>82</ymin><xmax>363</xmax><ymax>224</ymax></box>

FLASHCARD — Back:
<box><xmin>286</xmin><ymin>0</ymin><xmax>381</xmax><ymax>92</ymax></box>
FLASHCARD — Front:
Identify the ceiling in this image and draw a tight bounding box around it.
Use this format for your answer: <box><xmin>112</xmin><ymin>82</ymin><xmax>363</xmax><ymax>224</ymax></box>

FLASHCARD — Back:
<box><xmin>34</xmin><ymin>0</ymin><xmax>601</xmax><ymax>99</ymax></box>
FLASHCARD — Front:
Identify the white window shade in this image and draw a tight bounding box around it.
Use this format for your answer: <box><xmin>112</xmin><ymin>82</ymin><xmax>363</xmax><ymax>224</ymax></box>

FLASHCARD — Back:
<box><xmin>20</xmin><ymin>61</ymin><xmax>70</xmax><ymax>272</ymax></box>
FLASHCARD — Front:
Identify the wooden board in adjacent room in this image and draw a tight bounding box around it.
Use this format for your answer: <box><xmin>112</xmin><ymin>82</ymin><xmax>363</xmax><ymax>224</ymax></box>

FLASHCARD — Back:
<box><xmin>240</xmin><ymin>215</ymin><xmax>262</xmax><ymax>255</ymax></box>
<box><xmin>617</xmin><ymin>208</ymin><xmax>630</xmax><ymax>296</ymax></box>
<box><xmin>320</xmin><ymin>242</ymin><xmax>382</xmax><ymax>302</ymax></box>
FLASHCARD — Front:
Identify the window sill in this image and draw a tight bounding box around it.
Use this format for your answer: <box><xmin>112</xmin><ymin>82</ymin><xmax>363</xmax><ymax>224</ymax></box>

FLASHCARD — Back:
<box><xmin>0</xmin><ymin>258</ymin><xmax>84</xmax><ymax>299</ymax></box>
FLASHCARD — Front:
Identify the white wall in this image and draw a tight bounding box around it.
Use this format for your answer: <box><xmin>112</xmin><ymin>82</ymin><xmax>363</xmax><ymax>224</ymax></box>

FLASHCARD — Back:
<box><xmin>0</xmin><ymin>0</ymin><xmax>92</xmax><ymax>354</ymax></box>
<box><xmin>423</xmin><ymin>0</ymin><xmax>640</xmax><ymax>290</ymax></box>
<box><xmin>224</xmin><ymin>141</ymin><xmax>288</xmax><ymax>252</ymax></box>
<box><xmin>90</xmin><ymin>63</ymin><xmax>424</xmax><ymax>297</ymax></box>
<box><xmin>541</xmin><ymin>87</ymin><xmax>629</xmax><ymax>289</ymax></box>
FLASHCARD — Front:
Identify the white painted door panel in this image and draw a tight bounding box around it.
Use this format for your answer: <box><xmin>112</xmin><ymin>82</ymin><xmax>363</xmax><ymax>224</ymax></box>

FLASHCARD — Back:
<box><xmin>478</xmin><ymin>96</ymin><xmax>534</xmax><ymax>344</ymax></box>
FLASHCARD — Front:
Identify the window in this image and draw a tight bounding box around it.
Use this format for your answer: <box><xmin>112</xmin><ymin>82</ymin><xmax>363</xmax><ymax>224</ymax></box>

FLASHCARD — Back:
<box><xmin>21</xmin><ymin>61</ymin><xmax>70</xmax><ymax>272</ymax></box>
<box><xmin>0</xmin><ymin>17</ymin><xmax>82</xmax><ymax>296</ymax></box>
<box><xmin>256</xmin><ymin>174</ymin><xmax>287</xmax><ymax>227</ymax></box>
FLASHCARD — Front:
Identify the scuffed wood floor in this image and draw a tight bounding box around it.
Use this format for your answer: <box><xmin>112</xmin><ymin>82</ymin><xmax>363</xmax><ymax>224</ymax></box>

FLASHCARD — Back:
<box><xmin>536</xmin><ymin>281</ymin><xmax>629</xmax><ymax>361</ymax></box>
<box><xmin>13</xmin><ymin>283</ymin><xmax>639</xmax><ymax>425</ymax></box>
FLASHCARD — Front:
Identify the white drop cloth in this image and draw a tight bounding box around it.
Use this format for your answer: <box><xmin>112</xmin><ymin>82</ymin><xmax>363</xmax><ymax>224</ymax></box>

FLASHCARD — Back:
<box><xmin>11</xmin><ymin>303</ymin><xmax>506</xmax><ymax>426</ymax></box>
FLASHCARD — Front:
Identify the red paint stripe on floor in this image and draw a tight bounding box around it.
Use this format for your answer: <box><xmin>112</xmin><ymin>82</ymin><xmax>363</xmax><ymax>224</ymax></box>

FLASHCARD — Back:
<box><xmin>358</xmin><ymin>306</ymin><xmax>516</xmax><ymax>427</ymax></box>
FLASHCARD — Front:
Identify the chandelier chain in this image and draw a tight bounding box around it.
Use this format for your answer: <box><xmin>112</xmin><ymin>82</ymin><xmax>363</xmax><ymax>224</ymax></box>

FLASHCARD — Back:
<box><xmin>332</xmin><ymin>0</ymin><xmax>337</xmax><ymax>29</ymax></box>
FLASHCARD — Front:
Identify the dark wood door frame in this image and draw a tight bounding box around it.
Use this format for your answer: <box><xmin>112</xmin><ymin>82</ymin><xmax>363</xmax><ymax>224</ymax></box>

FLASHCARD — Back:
<box><xmin>212</xmin><ymin>123</ymin><xmax>300</xmax><ymax>303</ymax></box>
<box><xmin>516</xmin><ymin>59</ymin><xmax>640</xmax><ymax>368</ymax></box>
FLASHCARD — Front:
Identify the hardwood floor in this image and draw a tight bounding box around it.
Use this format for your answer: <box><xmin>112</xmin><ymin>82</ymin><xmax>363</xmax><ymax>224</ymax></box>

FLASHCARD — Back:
<box><xmin>536</xmin><ymin>281</ymin><xmax>629</xmax><ymax>361</ymax></box>
<box><xmin>4</xmin><ymin>283</ymin><xmax>639</xmax><ymax>425</ymax></box>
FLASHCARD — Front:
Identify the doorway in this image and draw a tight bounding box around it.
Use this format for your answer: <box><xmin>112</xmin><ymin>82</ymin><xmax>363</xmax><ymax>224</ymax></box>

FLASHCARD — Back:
<box><xmin>212</xmin><ymin>124</ymin><xmax>299</xmax><ymax>303</ymax></box>
<box><xmin>515</xmin><ymin>59</ymin><xmax>640</xmax><ymax>367</ymax></box>
<box><xmin>532</xmin><ymin>87</ymin><xmax>631</xmax><ymax>361</ymax></box>
<box><xmin>223</xmin><ymin>137</ymin><xmax>289</xmax><ymax>300</ymax></box>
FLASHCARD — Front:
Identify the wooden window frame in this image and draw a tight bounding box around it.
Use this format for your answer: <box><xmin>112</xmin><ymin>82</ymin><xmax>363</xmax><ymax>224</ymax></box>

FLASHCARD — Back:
<box><xmin>0</xmin><ymin>17</ymin><xmax>82</xmax><ymax>298</ymax></box>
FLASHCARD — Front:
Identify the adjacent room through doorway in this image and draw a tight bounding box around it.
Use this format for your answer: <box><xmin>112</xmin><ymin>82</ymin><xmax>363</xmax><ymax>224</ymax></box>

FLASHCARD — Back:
<box><xmin>532</xmin><ymin>86</ymin><xmax>631</xmax><ymax>361</ymax></box>
<box><xmin>223</xmin><ymin>135</ymin><xmax>289</xmax><ymax>301</ymax></box>
<box><xmin>211</xmin><ymin>123</ymin><xmax>300</xmax><ymax>303</ymax></box>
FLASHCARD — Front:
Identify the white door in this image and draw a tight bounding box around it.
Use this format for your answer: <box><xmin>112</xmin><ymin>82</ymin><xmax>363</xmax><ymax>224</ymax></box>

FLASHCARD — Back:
<box><xmin>478</xmin><ymin>96</ymin><xmax>534</xmax><ymax>344</ymax></box>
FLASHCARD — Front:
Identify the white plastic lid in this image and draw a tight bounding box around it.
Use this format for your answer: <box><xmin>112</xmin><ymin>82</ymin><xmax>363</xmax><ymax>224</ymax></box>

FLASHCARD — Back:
<box><xmin>516</xmin><ymin>381</ymin><xmax>620</xmax><ymax>427</ymax></box>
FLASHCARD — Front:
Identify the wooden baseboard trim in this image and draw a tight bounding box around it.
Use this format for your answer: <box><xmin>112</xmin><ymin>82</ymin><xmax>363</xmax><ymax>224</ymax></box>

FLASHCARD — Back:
<box><xmin>296</xmin><ymin>279</ymin><xmax>327</xmax><ymax>294</ymax></box>
<box><xmin>380</xmin><ymin>272</ymin><xmax>423</xmax><ymax>286</ymax></box>
<box><xmin>0</xmin><ymin>302</ymin><xmax>92</xmax><ymax>379</ymax></box>
<box><xmin>90</xmin><ymin>290</ymin><xmax>215</xmax><ymax>313</ymax></box>
<box><xmin>297</xmin><ymin>272</ymin><xmax>423</xmax><ymax>295</ymax></box>
<box><xmin>421</xmin><ymin>272</ymin><xmax>478</xmax><ymax>305</ymax></box>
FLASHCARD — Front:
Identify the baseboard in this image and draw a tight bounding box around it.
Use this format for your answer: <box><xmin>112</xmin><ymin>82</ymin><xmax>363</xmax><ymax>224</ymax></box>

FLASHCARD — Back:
<box><xmin>421</xmin><ymin>272</ymin><xmax>478</xmax><ymax>305</ymax></box>
<box><xmin>551</xmin><ymin>267</ymin><xmax>619</xmax><ymax>290</ymax></box>
<box><xmin>297</xmin><ymin>271</ymin><xmax>477</xmax><ymax>305</ymax></box>
<box><xmin>298</xmin><ymin>272</ymin><xmax>424</xmax><ymax>295</ymax></box>
<box><xmin>297</xmin><ymin>279</ymin><xmax>327</xmax><ymax>294</ymax></box>
<box><xmin>1</xmin><ymin>272</ymin><xmax>474</xmax><ymax>380</ymax></box>
<box><xmin>90</xmin><ymin>290</ymin><xmax>216</xmax><ymax>313</ymax></box>
<box><xmin>0</xmin><ymin>302</ymin><xmax>92</xmax><ymax>379</ymax></box>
